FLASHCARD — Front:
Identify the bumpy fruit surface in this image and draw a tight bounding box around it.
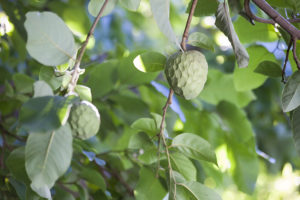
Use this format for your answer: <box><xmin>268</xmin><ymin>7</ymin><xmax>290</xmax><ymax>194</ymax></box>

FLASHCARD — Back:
<box><xmin>164</xmin><ymin>50</ymin><xmax>208</xmax><ymax>100</ymax></box>
<box><xmin>69</xmin><ymin>101</ymin><xmax>100</xmax><ymax>140</ymax></box>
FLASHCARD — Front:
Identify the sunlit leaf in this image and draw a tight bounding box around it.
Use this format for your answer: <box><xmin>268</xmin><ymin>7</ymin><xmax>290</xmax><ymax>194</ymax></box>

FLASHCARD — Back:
<box><xmin>215</xmin><ymin>2</ymin><xmax>249</xmax><ymax>68</ymax></box>
<box><xmin>133</xmin><ymin>51</ymin><xmax>166</xmax><ymax>73</ymax></box>
<box><xmin>24</xmin><ymin>11</ymin><xmax>76</xmax><ymax>66</ymax></box>
<box><xmin>188</xmin><ymin>32</ymin><xmax>214</xmax><ymax>52</ymax></box>
<box><xmin>88</xmin><ymin>0</ymin><xmax>117</xmax><ymax>17</ymax></box>
<box><xmin>170</xmin><ymin>152</ymin><xmax>196</xmax><ymax>181</ymax></box>
<box><xmin>149</xmin><ymin>0</ymin><xmax>181</xmax><ymax>49</ymax></box>
<box><xmin>171</xmin><ymin>133</ymin><xmax>217</xmax><ymax>164</ymax></box>
<box><xmin>120</xmin><ymin>0</ymin><xmax>141</xmax><ymax>11</ymax></box>
<box><xmin>75</xmin><ymin>85</ymin><xmax>92</xmax><ymax>102</ymax></box>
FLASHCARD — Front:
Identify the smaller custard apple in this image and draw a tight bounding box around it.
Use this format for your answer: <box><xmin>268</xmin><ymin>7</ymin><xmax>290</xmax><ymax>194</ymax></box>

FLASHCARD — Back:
<box><xmin>68</xmin><ymin>100</ymin><xmax>100</xmax><ymax>140</ymax></box>
<box><xmin>164</xmin><ymin>50</ymin><xmax>208</xmax><ymax>100</ymax></box>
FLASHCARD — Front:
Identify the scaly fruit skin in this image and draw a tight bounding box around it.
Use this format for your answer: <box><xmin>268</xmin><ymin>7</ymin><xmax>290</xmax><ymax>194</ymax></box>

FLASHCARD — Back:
<box><xmin>164</xmin><ymin>50</ymin><xmax>208</xmax><ymax>100</ymax></box>
<box><xmin>69</xmin><ymin>101</ymin><xmax>100</xmax><ymax>140</ymax></box>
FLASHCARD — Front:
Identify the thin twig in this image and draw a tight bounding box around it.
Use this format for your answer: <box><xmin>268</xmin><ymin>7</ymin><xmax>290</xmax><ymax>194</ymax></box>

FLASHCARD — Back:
<box><xmin>292</xmin><ymin>37</ymin><xmax>300</xmax><ymax>70</ymax></box>
<box><xmin>156</xmin><ymin>89</ymin><xmax>174</xmax><ymax>177</ymax></box>
<box><xmin>282</xmin><ymin>39</ymin><xmax>293</xmax><ymax>83</ymax></box>
<box><xmin>180</xmin><ymin>0</ymin><xmax>198</xmax><ymax>51</ymax></box>
<box><xmin>68</xmin><ymin>0</ymin><xmax>109</xmax><ymax>93</ymax></box>
<box><xmin>57</xmin><ymin>183</ymin><xmax>79</xmax><ymax>198</ymax></box>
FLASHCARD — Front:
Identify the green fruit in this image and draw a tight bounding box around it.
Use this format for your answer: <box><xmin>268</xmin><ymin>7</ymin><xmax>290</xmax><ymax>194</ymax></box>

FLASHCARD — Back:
<box><xmin>68</xmin><ymin>101</ymin><xmax>100</xmax><ymax>140</ymax></box>
<box><xmin>164</xmin><ymin>50</ymin><xmax>208</xmax><ymax>100</ymax></box>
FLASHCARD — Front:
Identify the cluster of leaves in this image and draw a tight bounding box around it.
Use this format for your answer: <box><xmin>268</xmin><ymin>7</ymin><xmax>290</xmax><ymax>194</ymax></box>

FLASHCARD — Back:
<box><xmin>1</xmin><ymin>0</ymin><xmax>300</xmax><ymax>200</ymax></box>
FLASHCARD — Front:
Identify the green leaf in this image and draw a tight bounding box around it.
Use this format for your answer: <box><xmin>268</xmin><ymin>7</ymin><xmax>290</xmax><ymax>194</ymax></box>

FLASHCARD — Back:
<box><xmin>134</xmin><ymin>167</ymin><xmax>166</xmax><ymax>200</ymax></box>
<box><xmin>187</xmin><ymin>0</ymin><xmax>218</xmax><ymax>17</ymax></box>
<box><xmin>128</xmin><ymin>132</ymin><xmax>154</xmax><ymax>149</ymax></box>
<box><xmin>79</xmin><ymin>168</ymin><xmax>106</xmax><ymax>191</ymax></box>
<box><xmin>199</xmin><ymin>69</ymin><xmax>256</xmax><ymax>108</ymax></box>
<box><xmin>215</xmin><ymin>2</ymin><xmax>249</xmax><ymax>68</ymax></box>
<box><xmin>133</xmin><ymin>51</ymin><xmax>166</xmax><ymax>72</ymax></box>
<box><xmin>86</xmin><ymin>60</ymin><xmax>118</xmax><ymax>98</ymax></box>
<box><xmin>149</xmin><ymin>0</ymin><xmax>180</xmax><ymax>49</ymax></box>
<box><xmin>234</xmin><ymin>16</ymin><xmax>277</xmax><ymax>44</ymax></box>
<box><xmin>254</xmin><ymin>61</ymin><xmax>282</xmax><ymax>77</ymax></box>
<box><xmin>170</xmin><ymin>152</ymin><xmax>196</xmax><ymax>181</ymax></box>
<box><xmin>188</xmin><ymin>32</ymin><xmax>214</xmax><ymax>52</ymax></box>
<box><xmin>131</xmin><ymin>117</ymin><xmax>158</xmax><ymax>136</ymax></box>
<box><xmin>75</xmin><ymin>85</ymin><xmax>92</xmax><ymax>102</ymax></box>
<box><xmin>39</xmin><ymin>68</ymin><xmax>63</xmax><ymax>90</ymax></box>
<box><xmin>138</xmin><ymin>147</ymin><xmax>166</xmax><ymax>164</ymax></box>
<box><xmin>176</xmin><ymin>181</ymin><xmax>222</xmax><ymax>200</ymax></box>
<box><xmin>33</xmin><ymin>81</ymin><xmax>53</xmax><ymax>97</ymax></box>
<box><xmin>12</xmin><ymin>73</ymin><xmax>35</xmax><ymax>94</ymax></box>
<box><xmin>234</xmin><ymin>45</ymin><xmax>276</xmax><ymax>91</ymax></box>
<box><xmin>171</xmin><ymin>133</ymin><xmax>217</xmax><ymax>164</ymax></box>
<box><xmin>217</xmin><ymin>101</ymin><xmax>259</xmax><ymax>194</ymax></box>
<box><xmin>20</xmin><ymin>96</ymin><xmax>75</xmax><ymax>133</ymax></box>
<box><xmin>24</xmin><ymin>11</ymin><xmax>76</xmax><ymax>66</ymax></box>
<box><xmin>88</xmin><ymin>0</ymin><xmax>117</xmax><ymax>17</ymax></box>
<box><xmin>6</xmin><ymin>147</ymin><xmax>30</xmax><ymax>184</ymax></box>
<box><xmin>292</xmin><ymin>106</ymin><xmax>300</xmax><ymax>156</ymax></box>
<box><xmin>282</xmin><ymin>71</ymin><xmax>300</xmax><ymax>112</ymax></box>
<box><xmin>119</xmin><ymin>0</ymin><xmax>141</xmax><ymax>11</ymax></box>
<box><xmin>25</xmin><ymin>124</ymin><xmax>73</xmax><ymax>199</ymax></box>
<box><xmin>118</xmin><ymin>51</ymin><xmax>159</xmax><ymax>86</ymax></box>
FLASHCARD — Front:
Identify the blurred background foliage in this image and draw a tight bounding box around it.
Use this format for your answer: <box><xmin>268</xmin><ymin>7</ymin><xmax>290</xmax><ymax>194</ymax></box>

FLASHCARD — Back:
<box><xmin>0</xmin><ymin>0</ymin><xmax>300</xmax><ymax>199</ymax></box>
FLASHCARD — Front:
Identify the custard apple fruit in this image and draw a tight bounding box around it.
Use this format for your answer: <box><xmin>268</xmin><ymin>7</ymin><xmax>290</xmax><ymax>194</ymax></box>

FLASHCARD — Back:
<box><xmin>164</xmin><ymin>50</ymin><xmax>208</xmax><ymax>100</ymax></box>
<box><xmin>69</xmin><ymin>100</ymin><xmax>100</xmax><ymax>140</ymax></box>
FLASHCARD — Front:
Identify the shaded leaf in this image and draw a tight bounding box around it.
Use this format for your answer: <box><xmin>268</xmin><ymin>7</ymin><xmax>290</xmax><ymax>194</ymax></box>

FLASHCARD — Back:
<box><xmin>133</xmin><ymin>51</ymin><xmax>166</xmax><ymax>73</ymax></box>
<box><xmin>33</xmin><ymin>81</ymin><xmax>53</xmax><ymax>97</ymax></box>
<box><xmin>171</xmin><ymin>133</ymin><xmax>217</xmax><ymax>164</ymax></box>
<box><xmin>188</xmin><ymin>32</ymin><xmax>214</xmax><ymax>52</ymax></box>
<box><xmin>128</xmin><ymin>132</ymin><xmax>154</xmax><ymax>149</ymax></box>
<box><xmin>282</xmin><ymin>71</ymin><xmax>300</xmax><ymax>112</ymax></box>
<box><xmin>12</xmin><ymin>73</ymin><xmax>35</xmax><ymax>94</ymax></box>
<box><xmin>215</xmin><ymin>2</ymin><xmax>249</xmax><ymax>68</ymax></box>
<box><xmin>292</xmin><ymin>106</ymin><xmax>300</xmax><ymax>156</ymax></box>
<box><xmin>25</xmin><ymin>124</ymin><xmax>73</xmax><ymax>198</ymax></box>
<box><xmin>187</xmin><ymin>0</ymin><xmax>218</xmax><ymax>17</ymax></box>
<box><xmin>254</xmin><ymin>61</ymin><xmax>282</xmax><ymax>77</ymax></box>
<box><xmin>39</xmin><ymin>67</ymin><xmax>63</xmax><ymax>90</ymax></box>
<box><xmin>170</xmin><ymin>152</ymin><xmax>196</xmax><ymax>181</ymax></box>
<box><xmin>135</xmin><ymin>167</ymin><xmax>166</xmax><ymax>200</ymax></box>
<box><xmin>149</xmin><ymin>0</ymin><xmax>180</xmax><ymax>49</ymax></box>
<box><xmin>131</xmin><ymin>117</ymin><xmax>158</xmax><ymax>136</ymax></box>
<box><xmin>79</xmin><ymin>168</ymin><xmax>106</xmax><ymax>191</ymax></box>
<box><xmin>24</xmin><ymin>11</ymin><xmax>76</xmax><ymax>66</ymax></box>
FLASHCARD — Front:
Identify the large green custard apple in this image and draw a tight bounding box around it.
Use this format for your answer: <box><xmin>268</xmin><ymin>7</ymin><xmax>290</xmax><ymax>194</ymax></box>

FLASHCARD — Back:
<box><xmin>164</xmin><ymin>50</ymin><xmax>208</xmax><ymax>100</ymax></box>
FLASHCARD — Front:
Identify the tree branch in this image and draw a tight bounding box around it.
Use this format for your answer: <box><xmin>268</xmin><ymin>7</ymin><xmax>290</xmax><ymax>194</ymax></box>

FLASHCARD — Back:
<box><xmin>292</xmin><ymin>38</ymin><xmax>300</xmax><ymax>70</ymax></box>
<box><xmin>282</xmin><ymin>39</ymin><xmax>292</xmax><ymax>83</ymax></box>
<box><xmin>181</xmin><ymin>0</ymin><xmax>198</xmax><ymax>51</ymax></box>
<box><xmin>68</xmin><ymin>0</ymin><xmax>109</xmax><ymax>93</ymax></box>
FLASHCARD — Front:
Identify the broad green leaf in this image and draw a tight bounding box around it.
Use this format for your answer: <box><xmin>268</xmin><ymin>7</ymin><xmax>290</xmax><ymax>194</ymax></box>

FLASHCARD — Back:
<box><xmin>86</xmin><ymin>60</ymin><xmax>118</xmax><ymax>98</ymax></box>
<box><xmin>118</xmin><ymin>51</ymin><xmax>159</xmax><ymax>86</ymax></box>
<box><xmin>138</xmin><ymin>147</ymin><xmax>166</xmax><ymax>164</ymax></box>
<box><xmin>39</xmin><ymin>68</ymin><xmax>63</xmax><ymax>90</ymax></box>
<box><xmin>24</xmin><ymin>11</ymin><xmax>76</xmax><ymax>66</ymax></box>
<box><xmin>217</xmin><ymin>101</ymin><xmax>259</xmax><ymax>194</ymax></box>
<box><xmin>6</xmin><ymin>147</ymin><xmax>30</xmax><ymax>184</ymax></box>
<box><xmin>131</xmin><ymin>117</ymin><xmax>158</xmax><ymax>136</ymax></box>
<box><xmin>254</xmin><ymin>61</ymin><xmax>282</xmax><ymax>77</ymax></box>
<box><xmin>88</xmin><ymin>0</ymin><xmax>117</xmax><ymax>17</ymax></box>
<box><xmin>119</xmin><ymin>0</ymin><xmax>141</xmax><ymax>11</ymax></box>
<box><xmin>20</xmin><ymin>96</ymin><xmax>75</xmax><ymax>133</ymax></box>
<box><xmin>171</xmin><ymin>133</ymin><xmax>217</xmax><ymax>164</ymax></box>
<box><xmin>282</xmin><ymin>71</ymin><xmax>300</xmax><ymax>112</ymax></box>
<box><xmin>25</xmin><ymin>124</ymin><xmax>73</xmax><ymax>199</ymax></box>
<box><xmin>128</xmin><ymin>132</ymin><xmax>154</xmax><ymax>149</ymax></box>
<box><xmin>234</xmin><ymin>45</ymin><xmax>276</xmax><ymax>91</ymax></box>
<box><xmin>292</xmin><ymin>106</ymin><xmax>300</xmax><ymax>156</ymax></box>
<box><xmin>75</xmin><ymin>85</ymin><xmax>92</xmax><ymax>102</ymax></box>
<box><xmin>133</xmin><ymin>51</ymin><xmax>166</xmax><ymax>72</ymax></box>
<box><xmin>12</xmin><ymin>73</ymin><xmax>35</xmax><ymax>94</ymax></box>
<box><xmin>215</xmin><ymin>2</ymin><xmax>249</xmax><ymax>68</ymax></box>
<box><xmin>170</xmin><ymin>152</ymin><xmax>196</xmax><ymax>181</ymax></box>
<box><xmin>33</xmin><ymin>81</ymin><xmax>53</xmax><ymax>97</ymax></box>
<box><xmin>79</xmin><ymin>168</ymin><xmax>106</xmax><ymax>191</ymax></box>
<box><xmin>188</xmin><ymin>32</ymin><xmax>214</xmax><ymax>52</ymax></box>
<box><xmin>199</xmin><ymin>69</ymin><xmax>256</xmax><ymax>108</ymax></box>
<box><xmin>176</xmin><ymin>181</ymin><xmax>222</xmax><ymax>200</ymax></box>
<box><xmin>187</xmin><ymin>0</ymin><xmax>218</xmax><ymax>17</ymax></box>
<box><xmin>53</xmin><ymin>186</ymin><xmax>76</xmax><ymax>200</ymax></box>
<box><xmin>9</xmin><ymin>178</ymin><xmax>26</xmax><ymax>200</ymax></box>
<box><xmin>134</xmin><ymin>167</ymin><xmax>166</xmax><ymax>200</ymax></box>
<box><xmin>149</xmin><ymin>0</ymin><xmax>180</xmax><ymax>49</ymax></box>
<box><xmin>234</xmin><ymin>16</ymin><xmax>277</xmax><ymax>43</ymax></box>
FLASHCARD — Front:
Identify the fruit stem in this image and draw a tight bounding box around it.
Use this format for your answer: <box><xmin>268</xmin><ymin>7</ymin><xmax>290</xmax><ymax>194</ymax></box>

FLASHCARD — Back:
<box><xmin>181</xmin><ymin>0</ymin><xmax>198</xmax><ymax>51</ymax></box>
